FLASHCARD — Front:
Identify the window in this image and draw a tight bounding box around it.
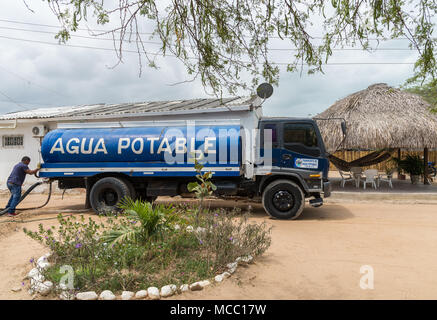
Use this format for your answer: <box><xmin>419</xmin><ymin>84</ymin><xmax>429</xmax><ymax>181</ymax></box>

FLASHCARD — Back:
<box><xmin>260</xmin><ymin>123</ymin><xmax>278</xmax><ymax>149</ymax></box>
<box><xmin>2</xmin><ymin>135</ymin><xmax>24</xmax><ymax>148</ymax></box>
<box><xmin>264</xmin><ymin>123</ymin><xmax>278</xmax><ymax>143</ymax></box>
<box><xmin>284</xmin><ymin>123</ymin><xmax>318</xmax><ymax>147</ymax></box>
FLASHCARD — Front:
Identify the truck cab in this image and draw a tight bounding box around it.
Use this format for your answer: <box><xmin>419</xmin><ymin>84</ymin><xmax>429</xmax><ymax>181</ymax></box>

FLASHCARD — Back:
<box><xmin>254</xmin><ymin>118</ymin><xmax>331</xmax><ymax>219</ymax></box>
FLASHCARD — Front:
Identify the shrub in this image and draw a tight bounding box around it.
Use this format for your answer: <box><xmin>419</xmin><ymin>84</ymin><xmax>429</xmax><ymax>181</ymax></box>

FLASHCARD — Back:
<box><xmin>24</xmin><ymin>214</ymin><xmax>107</xmax><ymax>284</ymax></box>
<box><xmin>196</xmin><ymin>209</ymin><xmax>272</xmax><ymax>269</ymax></box>
<box><xmin>392</xmin><ymin>154</ymin><xmax>425</xmax><ymax>176</ymax></box>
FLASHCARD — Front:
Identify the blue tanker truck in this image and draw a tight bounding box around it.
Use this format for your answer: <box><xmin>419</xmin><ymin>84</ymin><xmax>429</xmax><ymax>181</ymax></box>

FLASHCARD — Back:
<box><xmin>37</xmin><ymin>94</ymin><xmax>334</xmax><ymax>219</ymax></box>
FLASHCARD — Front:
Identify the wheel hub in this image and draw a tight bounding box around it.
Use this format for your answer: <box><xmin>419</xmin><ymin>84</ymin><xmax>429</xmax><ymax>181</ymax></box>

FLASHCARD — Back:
<box><xmin>272</xmin><ymin>190</ymin><xmax>293</xmax><ymax>211</ymax></box>
<box><xmin>99</xmin><ymin>189</ymin><xmax>119</xmax><ymax>206</ymax></box>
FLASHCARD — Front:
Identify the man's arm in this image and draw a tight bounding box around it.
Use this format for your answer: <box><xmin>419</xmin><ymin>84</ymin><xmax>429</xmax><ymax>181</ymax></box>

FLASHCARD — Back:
<box><xmin>25</xmin><ymin>168</ymin><xmax>39</xmax><ymax>175</ymax></box>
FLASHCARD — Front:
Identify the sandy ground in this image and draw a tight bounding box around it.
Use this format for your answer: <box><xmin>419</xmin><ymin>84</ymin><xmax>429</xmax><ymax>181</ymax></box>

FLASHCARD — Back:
<box><xmin>1</xmin><ymin>194</ymin><xmax>437</xmax><ymax>300</ymax></box>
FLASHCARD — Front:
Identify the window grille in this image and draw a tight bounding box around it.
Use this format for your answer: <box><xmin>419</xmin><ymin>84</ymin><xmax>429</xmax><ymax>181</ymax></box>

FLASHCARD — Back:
<box><xmin>2</xmin><ymin>135</ymin><xmax>24</xmax><ymax>147</ymax></box>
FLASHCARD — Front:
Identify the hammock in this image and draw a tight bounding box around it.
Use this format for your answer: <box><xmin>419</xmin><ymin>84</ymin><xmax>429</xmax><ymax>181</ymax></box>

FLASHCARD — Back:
<box><xmin>329</xmin><ymin>149</ymin><xmax>395</xmax><ymax>171</ymax></box>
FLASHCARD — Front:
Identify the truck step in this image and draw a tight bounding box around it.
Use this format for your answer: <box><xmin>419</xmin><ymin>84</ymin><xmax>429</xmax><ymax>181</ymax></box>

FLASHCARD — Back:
<box><xmin>309</xmin><ymin>198</ymin><xmax>323</xmax><ymax>208</ymax></box>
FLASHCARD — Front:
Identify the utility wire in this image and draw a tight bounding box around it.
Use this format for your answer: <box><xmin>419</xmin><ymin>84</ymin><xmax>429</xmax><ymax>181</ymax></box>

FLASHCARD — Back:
<box><xmin>0</xmin><ymin>18</ymin><xmax>155</xmax><ymax>35</ymax></box>
<box><xmin>0</xmin><ymin>34</ymin><xmax>417</xmax><ymax>66</ymax></box>
<box><xmin>0</xmin><ymin>18</ymin><xmax>413</xmax><ymax>41</ymax></box>
<box><xmin>0</xmin><ymin>65</ymin><xmax>69</xmax><ymax>98</ymax></box>
<box><xmin>0</xmin><ymin>25</ymin><xmax>418</xmax><ymax>51</ymax></box>
<box><xmin>0</xmin><ymin>25</ymin><xmax>161</xmax><ymax>44</ymax></box>
<box><xmin>0</xmin><ymin>89</ymin><xmax>28</xmax><ymax>111</ymax></box>
<box><xmin>0</xmin><ymin>34</ymin><xmax>153</xmax><ymax>54</ymax></box>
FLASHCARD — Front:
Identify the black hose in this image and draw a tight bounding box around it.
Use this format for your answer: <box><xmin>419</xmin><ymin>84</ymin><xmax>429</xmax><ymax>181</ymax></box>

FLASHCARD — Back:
<box><xmin>19</xmin><ymin>182</ymin><xmax>43</xmax><ymax>203</ymax></box>
<box><xmin>0</xmin><ymin>181</ymin><xmax>52</xmax><ymax>216</ymax></box>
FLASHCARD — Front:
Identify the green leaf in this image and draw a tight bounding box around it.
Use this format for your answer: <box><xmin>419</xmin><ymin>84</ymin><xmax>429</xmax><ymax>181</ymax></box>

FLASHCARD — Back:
<box><xmin>187</xmin><ymin>182</ymin><xmax>199</xmax><ymax>192</ymax></box>
<box><xmin>194</xmin><ymin>162</ymin><xmax>204</xmax><ymax>172</ymax></box>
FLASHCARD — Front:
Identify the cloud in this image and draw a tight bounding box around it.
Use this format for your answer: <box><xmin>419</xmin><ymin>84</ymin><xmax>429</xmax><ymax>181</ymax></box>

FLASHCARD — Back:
<box><xmin>267</xmin><ymin>59</ymin><xmax>416</xmax><ymax>117</ymax></box>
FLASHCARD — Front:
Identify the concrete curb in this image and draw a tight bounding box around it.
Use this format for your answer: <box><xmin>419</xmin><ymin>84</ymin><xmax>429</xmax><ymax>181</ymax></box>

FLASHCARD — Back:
<box><xmin>327</xmin><ymin>191</ymin><xmax>437</xmax><ymax>204</ymax></box>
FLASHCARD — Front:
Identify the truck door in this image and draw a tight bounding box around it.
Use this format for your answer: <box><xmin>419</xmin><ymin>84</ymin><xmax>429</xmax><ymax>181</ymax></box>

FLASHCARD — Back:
<box><xmin>258</xmin><ymin>122</ymin><xmax>281</xmax><ymax>168</ymax></box>
<box><xmin>281</xmin><ymin>122</ymin><xmax>322</xmax><ymax>171</ymax></box>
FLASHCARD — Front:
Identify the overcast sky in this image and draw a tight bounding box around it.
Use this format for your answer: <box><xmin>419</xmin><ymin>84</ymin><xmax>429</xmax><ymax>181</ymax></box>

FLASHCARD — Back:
<box><xmin>0</xmin><ymin>1</ymin><xmax>419</xmax><ymax>117</ymax></box>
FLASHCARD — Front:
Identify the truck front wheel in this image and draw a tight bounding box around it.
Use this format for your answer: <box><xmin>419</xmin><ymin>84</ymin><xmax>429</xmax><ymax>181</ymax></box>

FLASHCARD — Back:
<box><xmin>262</xmin><ymin>179</ymin><xmax>305</xmax><ymax>220</ymax></box>
<box><xmin>89</xmin><ymin>177</ymin><xmax>132</xmax><ymax>214</ymax></box>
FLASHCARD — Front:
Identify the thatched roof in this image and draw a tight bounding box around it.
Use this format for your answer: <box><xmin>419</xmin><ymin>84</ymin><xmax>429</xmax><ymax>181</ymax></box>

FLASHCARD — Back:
<box><xmin>315</xmin><ymin>83</ymin><xmax>437</xmax><ymax>152</ymax></box>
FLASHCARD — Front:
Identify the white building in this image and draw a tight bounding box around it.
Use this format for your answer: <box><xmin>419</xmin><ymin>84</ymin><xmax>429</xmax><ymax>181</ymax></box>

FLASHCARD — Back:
<box><xmin>0</xmin><ymin>96</ymin><xmax>262</xmax><ymax>191</ymax></box>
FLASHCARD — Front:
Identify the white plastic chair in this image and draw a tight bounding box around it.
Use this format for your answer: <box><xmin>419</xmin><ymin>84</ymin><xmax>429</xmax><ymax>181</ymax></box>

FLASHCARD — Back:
<box><xmin>338</xmin><ymin>170</ymin><xmax>354</xmax><ymax>188</ymax></box>
<box><xmin>350</xmin><ymin>167</ymin><xmax>363</xmax><ymax>188</ymax></box>
<box><xmin>363</xmin><ymin>169</ymin><xmax>378</xmax><ymax>189</ymax></box>
<box><xmin>378</xmin><ymin>168</ymin><xmax>395</xmax><ymax>189</ymax></box>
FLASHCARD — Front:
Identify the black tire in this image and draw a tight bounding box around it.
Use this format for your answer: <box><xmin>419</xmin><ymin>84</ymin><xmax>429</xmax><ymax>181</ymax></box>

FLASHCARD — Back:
<box><xmin>262</xmin><ymin>179</ymin><xmax>305</xmax><ymax>220</ymax></box>
<box><xmin>121</xmin><ymin>178</ymin><xmax>136</xmax><ymax>200</ymax></box>
<box><xmin>89</xmin><ymin>177</ymin><xmax>132</xmax><ymax>214</ymax></box>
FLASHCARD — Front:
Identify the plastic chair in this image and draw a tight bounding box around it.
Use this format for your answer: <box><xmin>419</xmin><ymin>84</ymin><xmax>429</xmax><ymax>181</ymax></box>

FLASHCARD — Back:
<box><xmin>350</xmin><ymin>167</ymin><xmax>363</xmax><ymax>188</ymax></box>
<box><xmin>378</xmin><ymin>168</ymin><xmax>395</xmax><ymax>188</ymax></box>
<box><xmin>363</xmin><ymin>169</ymin><xmax>378</xmax><ymax>189</ymax></box>
<box><xmin>338</xmin><ymin>170</ymin><xmax>354</xmax><ymax>188</ymax></box>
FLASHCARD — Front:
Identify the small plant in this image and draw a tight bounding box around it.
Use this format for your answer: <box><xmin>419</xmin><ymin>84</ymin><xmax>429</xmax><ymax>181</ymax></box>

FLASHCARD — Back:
<box><xmin>392</xmin><ymin>154</ymin><xmax>424</xmax><ymax>183</ymax></box>
<box><xmin>101</xmin><ymin>198</ymin><xmax>176</xmax><ymax>245</ymax></box>
<box><xmin>187</xmin><ymin>160</ymin><xmax>217</xmax><ymax>223</ymax></box>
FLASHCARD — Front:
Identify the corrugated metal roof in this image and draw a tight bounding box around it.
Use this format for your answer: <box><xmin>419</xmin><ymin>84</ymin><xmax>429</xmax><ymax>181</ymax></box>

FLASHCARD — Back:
<box><xmin>0</xmin><ymin>104</ymin><xmax>105</xmax><ymax>120</ymax></box>
<box><xmin>0</xmin><ymin>96</ymin><xmax>257</xmax><ymax>121</ymax></box>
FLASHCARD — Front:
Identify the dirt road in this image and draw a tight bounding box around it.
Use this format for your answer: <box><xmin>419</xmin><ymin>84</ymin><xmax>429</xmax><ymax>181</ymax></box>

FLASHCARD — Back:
<box><xmin>1</xmin><ymin>194</ymin><xmax>437</xmax><ymax>299</ymax></box>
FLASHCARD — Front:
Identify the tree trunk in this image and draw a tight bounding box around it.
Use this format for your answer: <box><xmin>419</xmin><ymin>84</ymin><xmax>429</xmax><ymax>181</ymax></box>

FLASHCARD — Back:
<box><xmin>397</xmin><ymin>148</ymin><xmax>402</xmax><ymax>179</ymax></box>
<box><xmin>424</xmin><ymin>147</ymin><xmax>430</xmax><ymax>185</ymax></box>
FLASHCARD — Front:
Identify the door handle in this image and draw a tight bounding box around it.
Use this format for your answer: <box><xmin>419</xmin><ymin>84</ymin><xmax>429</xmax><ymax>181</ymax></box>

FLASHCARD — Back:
<box><xmin>282</xmin><ymin>154</ymin><xmax>292</xmax><ymax>160</ymax></box>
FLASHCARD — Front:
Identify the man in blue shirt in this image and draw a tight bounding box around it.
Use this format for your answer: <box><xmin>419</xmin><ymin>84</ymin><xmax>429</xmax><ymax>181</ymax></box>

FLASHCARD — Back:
<box><xmin>5</xmin><ymin>156</ymin><xmax>39</xmax><ymax>216</ymax></box>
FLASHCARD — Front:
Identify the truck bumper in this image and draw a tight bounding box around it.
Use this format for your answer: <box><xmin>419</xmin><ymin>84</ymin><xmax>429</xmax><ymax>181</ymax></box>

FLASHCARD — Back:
<box><xmin>323</xmin><ymin>181</ymin><xmax>331</xmax><ymax>198</ymax></box>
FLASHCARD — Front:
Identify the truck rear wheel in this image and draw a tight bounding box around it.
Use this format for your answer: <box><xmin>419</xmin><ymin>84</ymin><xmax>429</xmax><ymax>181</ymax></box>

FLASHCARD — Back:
<box><xmin>121</xmin><ymin>178</ymin><xmax>136</xmax><ymax>200</ymax></box>
<box><xmin>262</xmin><ymin>179</ymin><xmax>305</xmax><ymax>220</ymax></box>
<box><xmin>90</xmin><ymin>177</ymin><xmax>132</xmax><ymax>214</ymax></box>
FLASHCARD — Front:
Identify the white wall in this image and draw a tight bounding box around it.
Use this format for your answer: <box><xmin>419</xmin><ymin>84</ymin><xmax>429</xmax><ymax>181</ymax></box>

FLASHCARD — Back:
<box><xmin>0</xmin><ymin>122</ymin><xmax>46</xmax><ymax>191</ymax></box>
